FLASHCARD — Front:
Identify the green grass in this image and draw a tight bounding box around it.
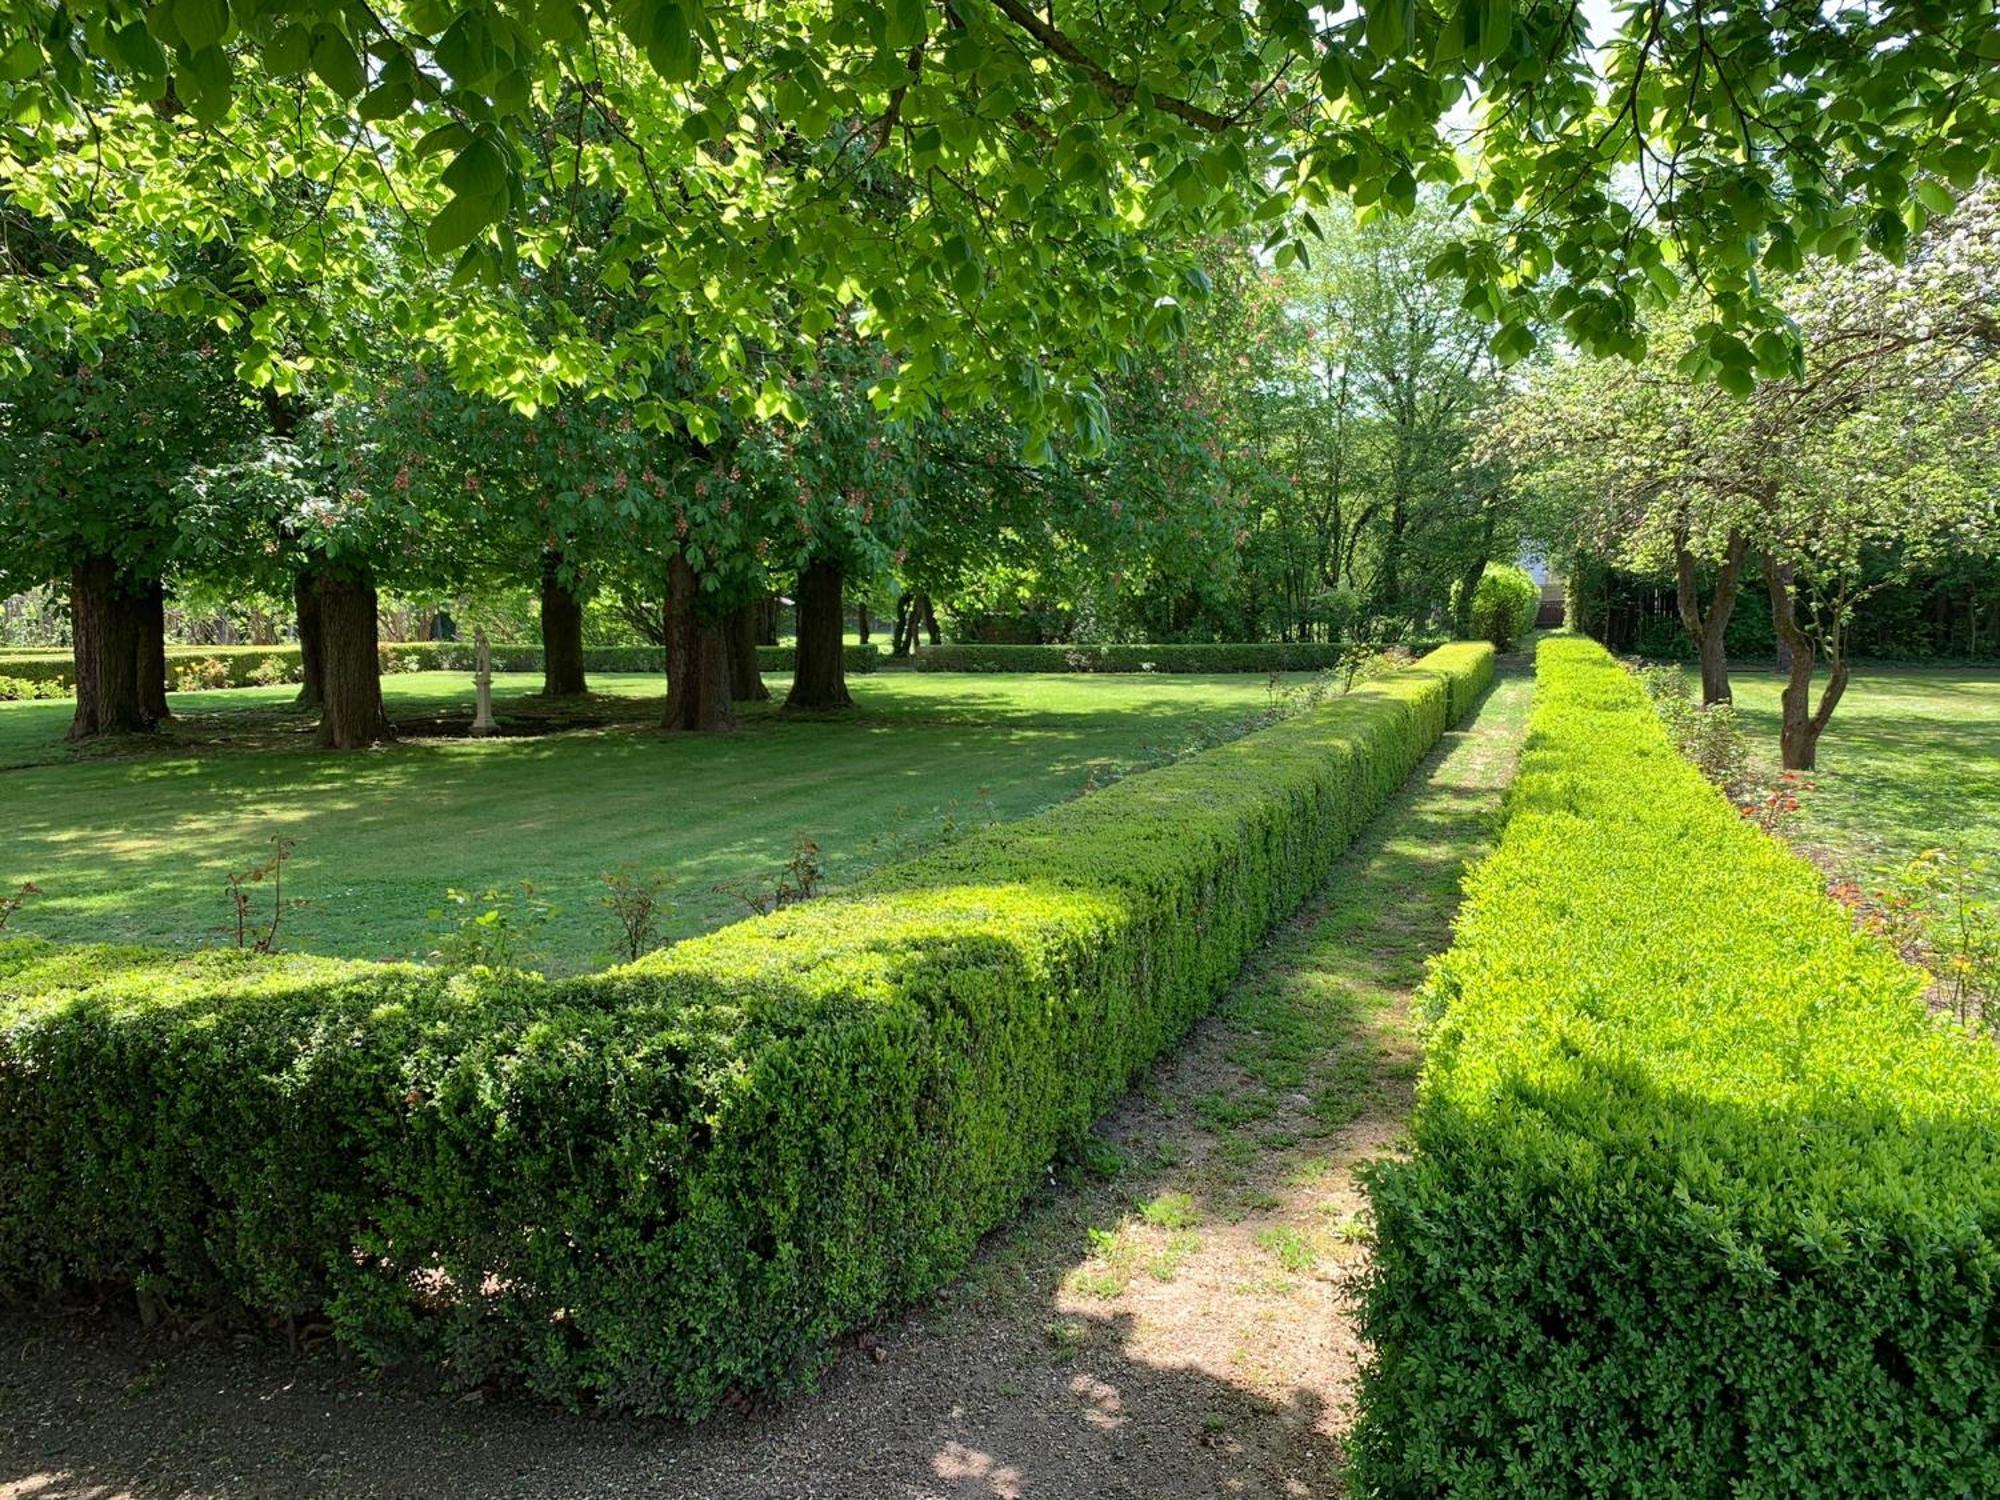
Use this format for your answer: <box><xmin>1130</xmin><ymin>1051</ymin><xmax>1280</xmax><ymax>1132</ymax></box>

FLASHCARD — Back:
<box><xmin>0</xmin><ymin>669</ymin><xmax>1280</xmax><ymax>972</ymax></box>
<box><xmin>1720</xmin><ymin>666</ymin><xmax>2000</xmax><ymax>888</ymax></box>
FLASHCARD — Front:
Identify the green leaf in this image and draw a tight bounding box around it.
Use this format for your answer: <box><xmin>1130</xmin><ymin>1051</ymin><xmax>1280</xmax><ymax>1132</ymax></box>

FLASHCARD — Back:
<box><xmin>172</xmin><ymin>0</ymin><xmax>228</xmax><ymax>52</ymax></box>
<box><xmin>1915</xmin><ymin>179</ymin><xmax>1956</xmax><ymax>216</ymax></box>
<box><xmin>0</xmin><ymin>37</ymin><xmax>41</xmax><ymax>81</ymax></box>
<box><xmin>426</xmin><ymin>192</ymin><xmax>499</xmax><ymax>257</ymax></box>
<box><xmin>1364</xmin><ymin>0</ymin><xmax>1407</xmax><ymax>59</ymax></box>
<box><xmin>885</xmin><ymin>0</ymin><xmax>926</xmax><ymax>49</ymax></box>
<box><xmin>263</xmin><ymin>22</ymin><xmax>310</xmax><ymax>76</ymax></box>
<box><xmin>110</xmin><ymin>23</ymin><xmax>168</xmax><ymax>79</ymax></box>
<box><xmin>436</xmin><ymin>11</ymin><xmax>498</xmax><ymax>88</ymax></box>
<box><xmin>404</xmin><ymin>0</ymin><xmax>456</xmax><ymax>32</ymax></box>
<box><xmin>441</xmin><ymin>134</ymin><xmax>508</xmax><ymax>199</ymax></box>
<box><xmin>413</xmin><ymin>122</ymin><xmax>473</xmax><ymax>160</ymax></box>
<box><xmin>1476</xmin><ymin>0</ymin><xmax>1510</xmax><ymax>64</ymax></box>
<box><xmin>308</xmin><ymin>23</ymin><xmax>364</xmax><ymax>97</ymax></box>
<box><xmin>358</xmin><ymin>76</ymin><xmax>414</xmax><ymax>121</ymax></box>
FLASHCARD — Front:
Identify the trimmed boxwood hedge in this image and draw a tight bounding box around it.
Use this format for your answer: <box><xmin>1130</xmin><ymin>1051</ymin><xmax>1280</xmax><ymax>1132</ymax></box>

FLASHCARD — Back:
<box><xmin>907</xmin><ymin>641</ymin><xmax>1442</xmax><ymax>673</ymax></box>
<box><xmin>1354</xmin><ymin>636</ymin><xmax>2000</xmax><ymax>1495</ymax></box>
<box><xmin>0</xmin><ymin>643</ymin><xmax>1493</xmax><ymax>1415</ymax></box>
<box><xmin>0</xmin><ymin>641</ymin><xmax>879</xmax><ymax>695</ymax></box>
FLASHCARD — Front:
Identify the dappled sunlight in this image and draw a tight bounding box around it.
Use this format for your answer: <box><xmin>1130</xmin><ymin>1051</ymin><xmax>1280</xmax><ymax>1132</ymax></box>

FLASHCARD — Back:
<box><xmin>1722</xmin><ymin>668</ymin><xmax>2000</xmax><ymax>888</ymax></box>
<box><xmin>0</xmin><ymin>673</ymin><xmax>1276</xmax><ymax>971</ymax></box>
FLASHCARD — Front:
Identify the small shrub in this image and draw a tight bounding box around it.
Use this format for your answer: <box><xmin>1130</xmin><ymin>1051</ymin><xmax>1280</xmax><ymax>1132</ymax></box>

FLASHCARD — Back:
<box><xmin>425</xmin><ymin>881</ymin><xmax>553</xmax><ymax>972</ymax></box>
<box><xmin>717</xmin><ymin>834</ymin><xmax>825</xmax><ymax>917</ymax></box>
<box><xmin>215</xmin><ymin>838</ymin><xmax>302</xmax><ymax>954</ymax></box>
<box><xmin>599</xmin><ymin>866</ymin><xmax>673</xmax><ymax>964</ymax></box>
<box><xmin>1870</xmin><ymin>847</ymin><xmax>1999</xmax><ymax>1036</ymax></box>
<box><xmin>0</xmin><ymin>882</ymin><xmax>39</xmax><ymax>932</ymax></box>
<box><xmin>0</xmin><ymin>676</ymin><xmax>64</xmax><ymax>702</ymax></box>
<box><xmin>1636</xmin><ymin>664</ymin><xmax>1751</xmax><ymax>793</ymax></box>
<box><xmin>173</xmin><ymin>657</ymin><xmax>230</xmax><ymax>693</ymax></box>
<box><xmin>1453</xmin><ymin>563</ymin><xmax>1541</xmax><ymax>649</ymax></box>
<box><xmin>1738</xmin><ymin>767</ymin><xmax>1815</xmax><ymax>836</ymax></box>
<box><xmin>1677</xmin><ymin>700</ymin><xmax>1750</xmax><ymax>791</ymax></box>
<box><xmin>246</xmin><ymin>656</ymin><xmax>302</xmax><ymax>688</ymax></box>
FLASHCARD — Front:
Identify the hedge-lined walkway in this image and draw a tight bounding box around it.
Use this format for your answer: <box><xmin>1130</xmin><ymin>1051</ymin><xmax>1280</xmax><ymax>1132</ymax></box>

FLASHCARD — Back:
<box><xmin>0</xmin><ymin>671</ymin><xmax>1531</xmax><ymax>1500</ymax></box>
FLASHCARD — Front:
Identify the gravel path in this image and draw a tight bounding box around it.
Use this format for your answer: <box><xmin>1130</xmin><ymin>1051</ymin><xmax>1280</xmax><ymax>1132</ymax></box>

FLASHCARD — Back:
<box><xmin>0</xmin><ymin>671</ymin><xmax>1532</xmax><ymax>1500</ymax></box>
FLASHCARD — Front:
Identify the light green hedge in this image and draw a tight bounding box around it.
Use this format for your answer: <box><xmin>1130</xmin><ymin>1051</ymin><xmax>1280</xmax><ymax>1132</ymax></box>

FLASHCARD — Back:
<box><xmin>1354</xmin><ymin>636</ymin><xmax>2000</xmax><ymax>1494</ymax></box>
<box><xmin>1457</xmin><ymin>562</ymin><xmax>1541</xmax><ymax>649</ymax></box>
<box><xmin>0</xmin><ymin>643</ymin><xmax>1494</xmax><ymax>1414</ymax></box>
<box><xmin>0</xmin><ymin>641</ymin><xmax>879</xmax><ymax>697</ymax></box>
<box><xmin>908</xmin><ymin>641</ymin><xmax>1441</xmax><ymax>673</ymax></box>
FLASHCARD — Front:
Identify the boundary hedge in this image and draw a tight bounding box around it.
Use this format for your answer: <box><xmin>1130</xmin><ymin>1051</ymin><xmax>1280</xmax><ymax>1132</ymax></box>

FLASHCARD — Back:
<box><xmin>907</xmin><ymin>640</ymin><xmax>1445</xmax><ymax>673</ymax></box>
<box><xmin>1355</xmin><ymin>636</ymin><xmax>2000</xmax><ymax>1494</ymax></box>
<box><xmin>0</xmin><ymin>641</ymin><xmax>879</xmax><ymax>697</ymax></box>
<box><xmin>0</xmin><ymin>643</ymin><xmax>1494</xmax><ymax>1415</ymax></box>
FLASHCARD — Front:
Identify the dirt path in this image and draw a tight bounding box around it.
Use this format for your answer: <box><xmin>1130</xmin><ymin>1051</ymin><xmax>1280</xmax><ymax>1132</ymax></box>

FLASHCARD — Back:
<box><xmin>0</xmin><ymin>672</ymin><xmax>1533</xmax><ymax>1500</ymax></box>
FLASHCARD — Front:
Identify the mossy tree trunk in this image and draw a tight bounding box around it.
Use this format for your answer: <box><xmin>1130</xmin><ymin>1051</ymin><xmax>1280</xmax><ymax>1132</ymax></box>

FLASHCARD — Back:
<box><xmin>137</xmin><ymin>578</ymin><xmax>171</xmax><ymax>725</ymax></box>
<box><xmin>1765</xmin><ymin>556</ymin><xmax>1849</xmax><ymax>772</ymax></box>
<box><xmin>293</xmin><ymin>565</ymin><xmax>326</xmax><ymax>711</ymax></box>
<box><xmin>540</xmin><ymin>550</ymin><xmax>589</xmax><ymax>697</ymax></box>
<box><xmin>1675</xmin><ymin>528</ymin><xmax>1749</xmax><ymax>706</ymax></box>
<box><xmin>662</xmin><ymin>555</ymin><xmax>738</xmax><ymax>733</ymax></box>
<box><xmin>786</xmin><ymin>557</ymin><xmax>852</xmax><ymax>711</ymax></box>
<box><xmin>315</xmin><ymin>568</ymin><xmax>390</xmax><ymax>750</ymax></box>
<box><xmin>727</xmin><ymin>600</ymin><xmax>771</xmax><ymax>702</ymax></box>
<box><xmin>66</xmin><ymin>553</ymin><xmax>152</xmax><ymax>741</ymax></box>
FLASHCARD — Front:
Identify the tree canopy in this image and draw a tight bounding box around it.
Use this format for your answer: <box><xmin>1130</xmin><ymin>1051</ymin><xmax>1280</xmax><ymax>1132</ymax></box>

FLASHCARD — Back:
<box><xmin>8</xmin><ymin>0</ymin><xmax>2000</xmax><ymax>437</ymax></box>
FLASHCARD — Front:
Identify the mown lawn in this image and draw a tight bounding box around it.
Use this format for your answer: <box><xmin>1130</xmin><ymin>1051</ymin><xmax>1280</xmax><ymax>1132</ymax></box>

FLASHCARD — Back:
<box><xmin>1</xmin><ymin>669</ymin><xmax>1277</xmax><ymax>972</ymax></box>
<box><xmin>1724</xmin><ymin>666</ymin><xmax>2000</xmax><ymax>889</ymax></box>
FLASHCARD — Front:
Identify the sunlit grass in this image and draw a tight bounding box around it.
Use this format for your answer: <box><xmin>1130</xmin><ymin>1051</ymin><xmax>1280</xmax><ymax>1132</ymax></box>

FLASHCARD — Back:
<box><xmin>1721</xmin><ymin>666</ymin><xmax>2000</xmax><ymax>891</ymax></box>
<box><xmin>2</xmin><ymin>669</ymin><xmax>1278</xmax><ymax>973</ymax></box>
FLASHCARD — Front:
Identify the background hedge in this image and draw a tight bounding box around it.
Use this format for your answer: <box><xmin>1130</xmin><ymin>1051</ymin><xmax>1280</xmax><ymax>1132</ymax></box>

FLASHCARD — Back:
<box><xmin>0</xmin><ymin>643</ymin><xmax>1494</xmax><ymax>1415</ymax></box>
<box><xmin>0</xmin><ymin>641</ymin><xmax>879</xmax><ymax>697</ymax></box>
<box><xmin>1456</xmin><ymin>563</ymin><xmax>1541</xmax><ymax>650</ymax></box>
<box><xmin>906</xmin><ymin>640</ymin><xmax>1446</xmax><ymax>673</ymax></box>
<box><xmin>1354</xmin><ymin>636</ymin><xmax>2000</xmax><ymax>1495</ymax></box>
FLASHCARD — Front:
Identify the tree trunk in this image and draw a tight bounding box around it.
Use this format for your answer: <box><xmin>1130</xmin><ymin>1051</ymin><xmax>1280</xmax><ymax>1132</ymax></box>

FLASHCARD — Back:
<box><xmin>892</xmin><ymin>592</ymin><xmax>916</xmax><ymax>658</ymax></box>
<box><xmin>539</xmin><ymin>551</ymin><xmax>589</xmax><ymax>697</ymax></box>
<box><xmin>920</xmin><ymin>593</ymin><xmax>942</xmax><ymax>647</ymax></box>
<box><xmin>727</xmin><ymin>601</ymin><xmax>772</xmax><ymax>702</ymax></box>
<box><xmin>315</xmin><ymin>569</ymin><xmax>390</xmax><ymax>750</ymax></box>
<box><xmin>1674</xmin><ymin>528</ymin><xmax>1749</xmax><ymax>705</ymax></box>
<box><xmin>856</xmin><ymin>600</ymin><xmax>871</xmax><ymax>644</ymax></box>
<box><xmin>66</xmin><ymin>554</ymin><xmax>151</xmax><ymax>741</ymax></box>
<box><xmin>137</xmin><ymin>578</ymin><xmax>170</xmax><ymax>725</ymax></box>
<box><xmin>787</xmin><ymin>558</ymin><xmax>853</xmax><ymax>711</ymax></box>
<box><xmin>1763</xmin><ymin>556</ymin><xmax>1849</xmax><ymax>772</ymax></box>
<box><xmin>661</xmin><ymin>556</ymin><xmax>738</xmax><ymax>733</ymax></box>
<box><xmin>757</xmin><ymin>595</ymin><xmax>780</xmax><ymax>646</ymax></box>
<box><xmin>294</xmin><ymin>566</ymin><xmax>326</xmax><ymax>711</ymax></box>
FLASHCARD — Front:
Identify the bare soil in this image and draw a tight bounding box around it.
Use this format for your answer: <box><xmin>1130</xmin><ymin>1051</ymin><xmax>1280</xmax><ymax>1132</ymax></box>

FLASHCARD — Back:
<box><xmin>0</xmin><ymin>672</ymin><xmax>1532</xmax><ymax>1500</ymax></box>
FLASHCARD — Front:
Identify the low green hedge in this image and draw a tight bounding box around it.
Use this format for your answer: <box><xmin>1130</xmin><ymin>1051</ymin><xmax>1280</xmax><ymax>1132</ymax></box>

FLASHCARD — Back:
<box><xmin>907</xmin><ymin>641</ymin><xmax>1444</xmax><ymax>673</ymax></box>
<box><xmin>1455</xmin><ymin>563</ymin><xmax>1541</xmax><ymax>650</ymax></box>
<box><xmin>0</xmin><ymin>641</ymin><xmax>879</xmax><ymax>696</ymax></box>
<box><xmin>1354</xmin><ymin>637</ymin><xmax>2000</xmax><ymax>1494</ymax></box>
<box><xmin>0</xmin><ymin>643</ymin><xmax>1494</xmax><ymax>1414</ymax></box>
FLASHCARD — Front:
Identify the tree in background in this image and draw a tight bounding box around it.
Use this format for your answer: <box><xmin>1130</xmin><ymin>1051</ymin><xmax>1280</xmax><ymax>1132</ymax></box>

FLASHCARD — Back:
<box><xmin>0</xmin><ymin>320</ymin><xmax>258</xmax><ymax>738</ymax></box>
<box><xmin>1503</xmin><ymin>189</ymin><xmax>2000</xmax><ymax>766</ymax></box>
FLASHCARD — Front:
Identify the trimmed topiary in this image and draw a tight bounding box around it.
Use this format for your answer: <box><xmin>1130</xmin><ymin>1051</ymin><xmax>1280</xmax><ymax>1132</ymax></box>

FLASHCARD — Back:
<box><xmin>1</xmin><ymin>644</ymin><xmax>1493</xmax><ymax>1414</ymax></box>
<box><xmin>1354</xmin><ymin>636</ymin><xmax>2000</xmax><ymax>1495</ymax></box>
